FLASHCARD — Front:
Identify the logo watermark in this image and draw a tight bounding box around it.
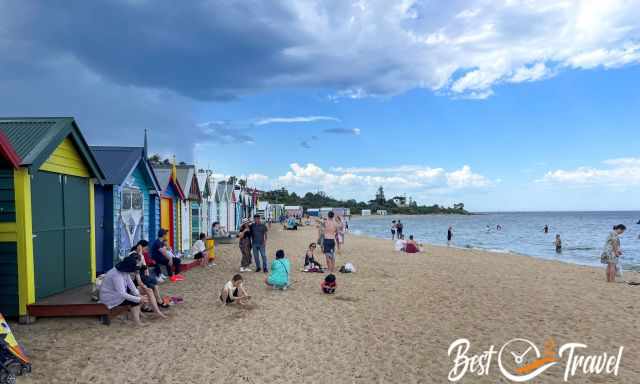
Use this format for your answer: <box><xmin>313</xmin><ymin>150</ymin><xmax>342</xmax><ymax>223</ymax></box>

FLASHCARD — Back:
<box><xmin>448</xmin><ymin>337</ymin><xmax>623</xmax><ymax>382</ymax></box>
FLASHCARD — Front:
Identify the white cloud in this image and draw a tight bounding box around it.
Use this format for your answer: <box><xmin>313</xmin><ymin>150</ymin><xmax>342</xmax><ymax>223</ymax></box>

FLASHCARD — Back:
<box><xmin>509</xmin><ymin>63</ymin><xmax>550</xmax><ymax>83</ymax></box>
<box><xmin>539</xmin><ymin>157</ymin><xmax>640</xmax><ymax>185</ymax></box>
<box><xmin>255</xmin><ymin>116</ymin><xmax>340</xmax><ymax>126</ymax></box>
<box><xmin>269</xmin><ymin>163</ymin><xmax>492</xmax><ymax>201</ymax></box>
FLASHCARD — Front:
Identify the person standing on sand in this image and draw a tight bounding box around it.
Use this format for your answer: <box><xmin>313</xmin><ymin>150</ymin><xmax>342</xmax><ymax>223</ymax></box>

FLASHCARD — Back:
<box><xmin>391</xmin><ymin>220</ymin><xmax>397</xmax><ymax>240</ymax></box>
<box><xmin>323</xmin><ymin>211</ymin><xmax>338</xmax><ymax>273</ymax></box>
<box><xmin>250</xmin><ymin>214</ymin><xmax>269</xmax><ymax>273</ymax></box>
<box><xmin>601</xmin><ymin>224</ymin><xmax>625</xmax><ymax>283</ymax></box>
<box><xmin>238</xmin><ymin>219</ymin><xmax>252</xmax><ymax>272</ymax></box>
<box><xmin>447</xmin><ymin>226</ymin><xmax>453</xmax><ymax>246</ymax></box>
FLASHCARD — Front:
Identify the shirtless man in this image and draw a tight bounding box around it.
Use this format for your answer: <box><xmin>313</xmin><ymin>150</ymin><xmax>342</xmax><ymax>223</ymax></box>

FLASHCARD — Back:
<box><xmin>323</xmin><ymin>211</ymin><xmax>338</xmax><ymax>273</ymax></box>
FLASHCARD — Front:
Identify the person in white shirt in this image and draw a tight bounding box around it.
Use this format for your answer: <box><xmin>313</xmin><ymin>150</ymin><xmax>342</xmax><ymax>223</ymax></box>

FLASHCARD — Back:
<box><xmin>99</xmin><ymin>255</ymin><xmax>148</xmax><ymax>326</ymax></box>
<box><xmin>219</xmin><ymin>274</ymin><xmax>250</xmax><ymax>305</ymax></box>
<box><xmin>191</xmin><ymin>233</ymin><xmax>208</xmax><ymax>267</ymax></box>
<box><xmin>394</xmin><ymin>234</ymin><xmax>406</xmax><ymax>252</ymax></box>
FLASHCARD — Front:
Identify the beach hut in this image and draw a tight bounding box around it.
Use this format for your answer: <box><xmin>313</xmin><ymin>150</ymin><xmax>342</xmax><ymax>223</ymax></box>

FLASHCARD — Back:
<box><xmin>196</xmin><ymin>170</ymin><xmax>212</xmax><ymax>236</ymax></box>
<box><xmin>151</xmin><ymin>163</ymin><xmax>186</xmax><ymax>250</ymax></box>
<box><xmin>0</xmin><ymin>117</ymin><xmax>104</xmax><ymax>319</ymax></box>
<box><xmin>306</xmin><ymin>208</ymin><xmax>320</xmax><ymax>217</ymax></box>
<box><xmin>175</xmin><ymin>165</ymin><xmax>201</xmax><ymax>252</ymax></box>
<box><xmin>285</xmin><ymin>205</ymin><xmax>303</xmax><ymax>218</ymax></box>
<box><xmin>320</xmin><ymin>207</ymin><xmax>333</xmax><ymax>218</ymax></box>
<box><xmin>226</xmin><ymin>183</ymin><xmax>237</xmax><ymax>232</ymax></box>
<box><xmin>215</xmin><ymin>182</ymin><xmax>229</xmax><ymax>231</ymax></box>
<box><xmin>90</xmin><ymin>140</ymin><xmax>161</xmax><ymax>274</ymax></box>
<box><xmin>376</xmin><ymin>209</ymin><xmax>388</xmax><ymax>215</ymax></box>
<box><xmin>361</xmin><ymin>209</ymin><xmax>371</xmax><ymax>216</ymax></box>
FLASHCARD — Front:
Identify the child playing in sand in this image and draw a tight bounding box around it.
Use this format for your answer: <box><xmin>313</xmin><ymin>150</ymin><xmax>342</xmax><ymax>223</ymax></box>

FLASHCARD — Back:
<box><xmin>220</xmin><ymin>274</ymin><xmax>250</xmax><ymax>305</ymax></box>
<box><xmin>321</xmin><ymin>274</ymin><xmax>336</xmax><ymax>294</ymax></box>
<box><xmin>303</xmin><ymin>243</ymin><xmax>323</xmax><ymax>272</ymax></box>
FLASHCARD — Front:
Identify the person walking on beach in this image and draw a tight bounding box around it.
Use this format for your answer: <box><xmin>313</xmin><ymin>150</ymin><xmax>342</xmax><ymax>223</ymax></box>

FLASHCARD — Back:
<box><xmin>250</xmin><ymin>214</ymin><xmax>269</xmax><ymax>273</ymax></box>
<box><xmin>601</xmin><ymin>224</ymin><xmax>626</xmax><ymax>283</ymax></box>
<box><xmin>238</xmin><ymin>218</ymin><xmax>252</xmax><ymax>272</ymax></box>
<box><xmin>554</xmin><ymin>234</ymin><xmax>562</xmax><ymax>253</ymax></box>
<box><xmin>323</xmin><ymin>211</ymin><xmax>338</xmax><ymax>273</ymax></box>
<box><xmin>391</xmin><ymin>220</ymin><xmax>397</xmax><ymax>240</ymax></box>
<box><xmin>447</xmin><ymin>226</ymin><xmax>453</xmax><ymax>246</ymax></box>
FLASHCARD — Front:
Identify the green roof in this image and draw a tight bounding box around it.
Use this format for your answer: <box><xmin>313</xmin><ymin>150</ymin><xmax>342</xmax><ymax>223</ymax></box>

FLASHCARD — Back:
<box><xmin>0</xmin><ymin>117</ymin><xmax>105</xmax><ymax>181</ymax></box>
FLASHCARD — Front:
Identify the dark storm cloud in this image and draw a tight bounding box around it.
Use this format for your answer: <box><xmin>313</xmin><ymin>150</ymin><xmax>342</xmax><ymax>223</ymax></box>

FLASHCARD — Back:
<box><xmin>2</xmin><ymin>0</ymin><xmax>305</xmax><ymax>101</ymax></box>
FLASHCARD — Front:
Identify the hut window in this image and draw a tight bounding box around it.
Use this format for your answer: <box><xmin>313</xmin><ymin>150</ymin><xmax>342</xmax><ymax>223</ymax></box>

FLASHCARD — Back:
<box><xmin>122</xmin><ymin>188</ymin><xmax>143</xmax><ymax>210</ymax></box>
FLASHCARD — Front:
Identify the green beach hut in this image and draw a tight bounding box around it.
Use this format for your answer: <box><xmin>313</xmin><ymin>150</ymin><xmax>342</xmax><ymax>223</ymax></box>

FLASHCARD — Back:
<box><xmin>0</xmin><ymin>117</ymin><xmax>104</xmax><ymax>321</ymax></box>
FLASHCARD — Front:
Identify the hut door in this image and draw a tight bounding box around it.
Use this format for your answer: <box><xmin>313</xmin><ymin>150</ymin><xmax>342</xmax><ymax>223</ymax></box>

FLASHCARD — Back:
<box><xmin>119</xmin><ymin>188</ymin><xmax>143</xmax><ymax>258</ymax></box>
<box><xmin>62</xmin><ymin>175</ymin><xmax>90</xmax><ymax>290</ymax></box>
<box><xmin>31</xmin><ymin>172</ymin><xmax>65</xmax><ymax>299</ymax></box>
<box><xmin>31</xmin><ymin>172</ymin><xmax>90</xmax><ymax>299</ymax></box>
<box><xmin>160</xmin><ymin>197</ymin><xmax>172</xmax><ymax>247</ymax></box>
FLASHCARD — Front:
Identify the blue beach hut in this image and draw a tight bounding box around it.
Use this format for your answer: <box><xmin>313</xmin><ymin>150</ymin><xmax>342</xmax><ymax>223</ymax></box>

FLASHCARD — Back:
<box><xmin>91</xmin><ymin>140</ymin><xmax>161</xmax><ymax>274</ymax></box>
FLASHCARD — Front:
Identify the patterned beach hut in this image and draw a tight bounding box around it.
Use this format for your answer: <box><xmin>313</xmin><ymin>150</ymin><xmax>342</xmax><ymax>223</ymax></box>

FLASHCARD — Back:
<box><xmin>90</xmin><ymin>141</ymin><xmax>161</xmax><ymax>274</ymax></box>
<box><xmin>196</xmin><ymin>170</ymin><xmax>211</xmax><ymax>236</ymax></box>
<box><xmin>0</xmin><ymin>117</ymin><xmax>104</xmax><ymax>320</ymax></box>
<box><xmin>175</xmin><ymin>165</ymin><xmax>201</xmax><ymax>252</ymax></box>
<box><xmin>215</xmin><ymin>182</ymin><xmax>229</xmax><ymax>231</ymax></box>
<box><xmin>151</xmin><ymin>163</ymin><xmax>185</xmax><ymax>251</ymax></box>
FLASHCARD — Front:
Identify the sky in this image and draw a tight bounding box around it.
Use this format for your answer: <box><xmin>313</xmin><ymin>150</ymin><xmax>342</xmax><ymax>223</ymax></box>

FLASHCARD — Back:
<box><xmin>1</xmin><ymin>0</ymin><xmax>639</xmax><ymax>211</ymax></box>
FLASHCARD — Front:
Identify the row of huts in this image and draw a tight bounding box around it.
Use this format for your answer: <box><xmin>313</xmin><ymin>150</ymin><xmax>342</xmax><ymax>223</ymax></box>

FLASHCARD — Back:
<box><xmin>0</xmin><ymin>117</ymin><xmax>259</xmax><ymax>320</ymax></box>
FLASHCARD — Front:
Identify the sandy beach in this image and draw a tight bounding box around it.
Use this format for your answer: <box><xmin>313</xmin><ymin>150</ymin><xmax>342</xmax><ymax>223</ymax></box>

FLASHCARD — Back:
<box><xmin>11</xmin><ymin>224</ymin><xmax>640</xmax><ymax>383</ymax></box>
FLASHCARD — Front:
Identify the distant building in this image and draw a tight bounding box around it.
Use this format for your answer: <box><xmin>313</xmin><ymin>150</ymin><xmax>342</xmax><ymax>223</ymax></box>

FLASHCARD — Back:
<box><xmin>361</xmin><ymin>209</ymin><xmax>371</xmax><ymax>216</ymax></box>
<box><xmin>376</xmin><ymin>209</ymin><xmax>388</xmax><ymax>215</ymax></box>
<box><xmin>392</xmin><ymin>196</ymin><xmax>407</xmax><ymax>207</ymax></box>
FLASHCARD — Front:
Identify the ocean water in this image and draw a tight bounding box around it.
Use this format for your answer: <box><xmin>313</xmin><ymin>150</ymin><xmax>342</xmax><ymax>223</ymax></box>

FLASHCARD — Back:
<box><xmin>349</xmin><ymin>212</ymin><xmax>640</xmax><ymax>270</ymax></box>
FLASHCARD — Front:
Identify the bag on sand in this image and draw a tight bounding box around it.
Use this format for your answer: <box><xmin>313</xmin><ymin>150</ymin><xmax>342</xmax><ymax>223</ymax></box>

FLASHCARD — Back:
<box><xmin>339</xmin><ymin>262</ymin><xmax>355</xmax><ymax>273</ymax></box>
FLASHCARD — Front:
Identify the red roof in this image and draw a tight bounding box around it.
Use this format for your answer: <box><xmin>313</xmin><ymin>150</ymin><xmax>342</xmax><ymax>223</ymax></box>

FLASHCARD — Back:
<box><xmin>0</xmin><ymin>131</ymin><xmax>21</xmax><ymax>168</ymax></box>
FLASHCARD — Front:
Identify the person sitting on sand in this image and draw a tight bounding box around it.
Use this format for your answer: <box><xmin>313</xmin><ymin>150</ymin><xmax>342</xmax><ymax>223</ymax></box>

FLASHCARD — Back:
<box><xmin>265</xmin><ymin>249</ymin><xmax>290</xmax><ymax>289</ymax></box>
<box><xmin>130</xmin><ymin>240</ymin><xmax>169</xmax><ymax>318</ymax></box>
<box><xmin>191</xmin><ymin>233</ymin><xmax>208</xmax><ymax>267</ymax></box>
<box><xmin>321</xmin><ymin>274</ymin><xmax>336</xmax><ymax>294</ymax></box>
<box><xmin>212</xmin><ymin>222</ymin><xmax>229</xmax><ymax>238</ymax></box>
<box><xmin>404</xmin><ymin>235</ymin><xmax>420</xmax><ymax>253</ymax></box>
<box><xmin>303</xmin><ymin>243</ymin><xmax>323</xmax><ymax>272</ymax></box>
<box><xmin>220</xmin><ymin>274</ymin><xmax>250</xmax><ymax>305</ymax></box>
<box><xmin>555</xmin><ymin>234</ymin><xmax>562</xmax><ymax>253</ymax></box>
<box><xmin>99</xmin><ymin>255</ymin><xmax>148</xmax><ymax>326</ymax></box>
<box><xmin>394</xmin><ymin>234</ymin><xmax>406</xmax><ymax>252</ymax></box>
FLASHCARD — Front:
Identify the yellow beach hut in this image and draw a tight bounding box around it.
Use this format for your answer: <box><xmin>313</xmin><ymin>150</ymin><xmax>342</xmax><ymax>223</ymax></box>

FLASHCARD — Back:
<box><xmin>0</xmin><ymin>117</ymin><xmax>104</xmax><ymax>322</ymax></box>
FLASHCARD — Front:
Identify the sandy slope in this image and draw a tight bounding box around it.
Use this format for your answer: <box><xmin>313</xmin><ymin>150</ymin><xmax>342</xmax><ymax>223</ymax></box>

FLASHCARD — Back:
<box><xmin>11</xmin><ymin>224</ymin><xmax>640</xmax><ymax>383</ymax></box>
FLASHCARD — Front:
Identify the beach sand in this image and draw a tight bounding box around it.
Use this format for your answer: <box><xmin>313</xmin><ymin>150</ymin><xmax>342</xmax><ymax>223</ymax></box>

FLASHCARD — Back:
<box><xmin>11</xmin><ymin>225</ymin><xmax>640</xmax><ymax>383</ymax></box>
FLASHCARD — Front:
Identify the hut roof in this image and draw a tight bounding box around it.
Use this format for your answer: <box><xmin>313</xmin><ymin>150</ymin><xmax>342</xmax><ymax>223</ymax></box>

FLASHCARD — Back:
<box><xmin>0</xmin><ymin>117</ymin><xmax>104</xmax><ymax>180</ymax></box>
<box><xmin>151</xmin><ymin>164</ymin><xmax>186</xmax><ymax>199</ymax></box>
<box><xmin>90</xmin><ymin>146</ymin><xmax>160</xmax><ymax>191</ymax></box>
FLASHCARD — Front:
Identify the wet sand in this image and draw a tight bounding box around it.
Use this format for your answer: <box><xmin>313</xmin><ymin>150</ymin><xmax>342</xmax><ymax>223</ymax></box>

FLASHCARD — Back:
<box><xmin>12</xmin><ymin>224</ymin><xmax>640</xmax><ymax>383</ymax></box>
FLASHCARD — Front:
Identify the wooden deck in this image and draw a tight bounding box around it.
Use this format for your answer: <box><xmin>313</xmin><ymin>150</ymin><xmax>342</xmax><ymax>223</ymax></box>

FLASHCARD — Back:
<box><xmin>26</xmin><ymin>260</ymin><xmax>202</xmax><ymax>324</ymax></box>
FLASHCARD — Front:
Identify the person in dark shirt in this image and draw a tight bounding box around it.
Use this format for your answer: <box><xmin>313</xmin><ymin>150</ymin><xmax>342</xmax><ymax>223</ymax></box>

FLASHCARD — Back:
<box><xmin>151</xmin><ymin>229</ymin><xmax>183</xmax><ymax>282</ymax></box>
<box><xmin>250</xmin><ymin>215</ymin><xmax>269</xmax><ymax>273</ymax></box>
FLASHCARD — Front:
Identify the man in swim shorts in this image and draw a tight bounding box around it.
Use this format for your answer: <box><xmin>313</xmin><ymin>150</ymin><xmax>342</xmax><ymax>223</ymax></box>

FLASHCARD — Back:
<box><xmin>323</xmin><ymin>211</ymin><xmax>338</xmax><ymax>273</ymax></box>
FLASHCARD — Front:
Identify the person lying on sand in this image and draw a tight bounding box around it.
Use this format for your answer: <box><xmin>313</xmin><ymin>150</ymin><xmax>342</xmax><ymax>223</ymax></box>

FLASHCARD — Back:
<box><xmin>220</xmin><ymin>274</ymin><xmax>250</xmax><ymax>305</ymax></box>
<box><xmin>394</xmin><ymin>235</ymin><xmax>406</xmax><ymax>252</ymax></box>
<box><xmin>265</xmin><ymin>249</ymin><xmax>290</xmax><ymax>289</ymax></box>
